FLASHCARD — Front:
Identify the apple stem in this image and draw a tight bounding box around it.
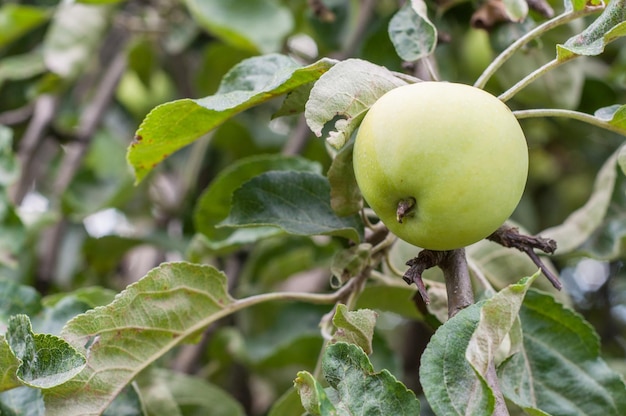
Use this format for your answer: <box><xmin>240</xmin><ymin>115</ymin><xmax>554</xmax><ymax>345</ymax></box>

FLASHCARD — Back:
<box><xmin>396</xmin><ymin>197</ymin><xmax>416</xmax><ymax>223</ymax></box>
<box><xmin>487</xmin><ymin>225</ymin><xmax>562</xmax><ymax>290</ymax></box>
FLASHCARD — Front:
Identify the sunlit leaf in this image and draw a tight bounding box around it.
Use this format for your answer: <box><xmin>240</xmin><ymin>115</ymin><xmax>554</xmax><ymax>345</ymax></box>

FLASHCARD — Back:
<box><xmin>305</xmin><ymin>59</ymin><xmax>409</xmax><ymax>149</ymax></box>
<box><xmin>44</xmin><ymin>262</ymin><xmax>235</xmax><ymax>415</ymax></box>
<box><xmin>6</xmin><ymin>315</ymin><xmax>86</xmax><ymax>389</ymax></box>
<box><xmin>557</xmin><ymin>0</ymin><xmax>626</xmax><ymax>60</ymax></box>
<box><xmin>498</xmin><ymin>290</ymin><xmax>626</xmax><ymax>415</ymax></box>
<box><xmin>219</xmin><ymin>171</ymin><xmax>363</xmax><ymax>242</ymax></box>
<box><xmin>185</xmin><ymin>0</ymin><xmax>293</xmax><ymax>54</ymax></box>
<box><xmin>129</xmin><ymin>55</ymin><xmax>334</xmax><ymax>182</ymax></box>
<box><xmin>540</xmin><ymin>145</ymin><xmax>622</xmax><ymax>253</ymax></box>
<box><xmin>388</xmin><ymin>0</ymin><xmax>437</xmax><ymax>62</ymax></box>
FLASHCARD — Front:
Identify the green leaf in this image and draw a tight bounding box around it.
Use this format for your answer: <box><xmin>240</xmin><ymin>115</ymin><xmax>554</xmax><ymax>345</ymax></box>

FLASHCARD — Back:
<box><xmin>618</xmin><ymin>144</ymin><xmax>626</xmax><ymax>174</ymax></box>
<box><xmin>540</xmin><ymin>145</ymin><xmax>622</xmax><ymax>254</ymax></box>
<box><xmin>0</xmin><ymin>4</ymin><xmax>49</xmax><ymax>48</ymax></box>
<box><xmin>185</xmin><ymin>0</ymin><xmax>293</xmax><ymax>54</ymax></box>
<box><xmin>355</xmin><ymin>284</ymin><xmax>422</xmax><ymax>320</ymax></box>
<box><xmin>294</xmin><ymin>370</ymin><xmax>337</xmax><ymax>415</ymax></box>
<box><xmin>320</xmin><ymin>342</ymin><xmax>420</xmax><ymax>414</ymax></box>
<box><xmin>305</xmin><ymin>59</ymin><xmax>409</xmax><ymax>149</ymax></box>
<box><xmin>332</xmin><ymin>305</ymin><xmax>377</xmax><ymax>355</ymax></box>
<box><xmin>138</xmin><ymin>368</ymin><xmax>245</xmax><ymax>416</ymax></box>
<box><xmin>268</xmin><ymin>388</ymin><xmax>306</xmax><ymax>416</ymax></box>
<box><xmin>498</xmin><ymin>290</ymin><xmax>626</xmax><ymax>415</ymax></box>
<box><xmin>43</xmin><ymin>2</ymin><xmax>111</xmax><ymax>79</ymax></box>
<box><xmin>0</xmin><ymin>51</ymin><xmax>46</xmax><ymax>88</ymax></box>
<box><xmin>388</xmin><ymin>0</ymin><xmax>437</xmax><ymax>62</ymax></box>
<box><xmin>0</xmin><ymin>279</ymin><xmax>42</xmax><ymax>323</ymax></box>
<box><xmin>595</xmin><ymin>104</ymin><xmax>626</xmax><ymax>135</ymax></box>
<box><xmin>193</xmin><ymin>154</ymin><xmax>321</xmax><ymax>245</ymax></box>
<box><xmin>557</xmin><ymin>0</ymin><xmax>626</xmax><ymax>60</ymax></box>
<box><xmin>0</xmin><ymin>126</ymin><xmax>18</xmax><ymax>186</ymax></box>
<box><xmin>129</xmin><ymin>55</ymin><xmax>334</xmax><ymax>182</ymax></box>
<box><xmin>502</xmin><ymin>0</ymin><xmax>529</xmax><ymax>22</ymax></box>
<box><xmin>420</xmin><ymin>303</ymin><xmax>496</xmax><ymax>415</ymax></box>
<box><xmin>330</xmin><ymin>243</ymin><xmax>371</xmax><ymax>287</ymax></box>
<box><xmin>466</xmin><ymin>273</ymin><xmax>539</xmax><ymax>380</ymax></box>
<box><xmin>0</xmin><ymin>386</ymin><xmax>45</xmax><ymax>415</ymax></box>
<box><xmin>43</xmin><ymin>262</ymin><xmax>235</xmax><ymax>415</ymax></box>
<box><xmin>102</xmin><ymin>384</ymin><xmax>144</xmax><ymax>416</ymax></box>
<box><xmin>327</xmin><ymin>139</ymin><xmax>362</xmax><ymax>217</ymax></box>
<box><xmin>6</xmin><ymin>315</ymin><xmax>86</xmax><ymax>389</ymax></box>
<box><xmin>0</xmin><ymin>336</ymin><xmax>21</xmax><ymax>392</ymax></box>
<box><xmin>219</xmin><ymin>171</ymin><xmax>363</xmax><ymax>242</ymax></box>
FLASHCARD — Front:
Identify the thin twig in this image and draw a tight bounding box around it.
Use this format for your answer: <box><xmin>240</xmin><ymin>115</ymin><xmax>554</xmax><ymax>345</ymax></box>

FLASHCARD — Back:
<box><xmin>11</xmin><ymin>95</ymin><xmax>59</xmax><ymax>205</ymax></box>
<box><xmin>473</xmin><ymin>6</ymin><xmax>601</xmax><ymax>89</ymax></box>
<box><xmin>487</xmin><ymin>225</ymin><xmax>562</xmax><ymax>290</ymax></box>
<box><xmin>514</xmin><ymin>108</ymin><xmax>626</xmax><ymax>137</ymax></box>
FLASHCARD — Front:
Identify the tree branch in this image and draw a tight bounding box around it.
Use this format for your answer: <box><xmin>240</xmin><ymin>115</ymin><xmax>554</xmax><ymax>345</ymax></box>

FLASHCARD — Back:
<box><xmin>404</xmin><ymin>249</ymin><xmax>474</xmax><ymax>318</ymax></box>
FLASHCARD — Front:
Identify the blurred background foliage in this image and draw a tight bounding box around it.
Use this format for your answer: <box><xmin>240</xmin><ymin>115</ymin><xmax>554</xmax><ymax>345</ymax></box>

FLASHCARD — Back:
<box><xmin>0</xmin><ymin>0</ymin><xmax>625</xmax><ymax>413</ymax></box>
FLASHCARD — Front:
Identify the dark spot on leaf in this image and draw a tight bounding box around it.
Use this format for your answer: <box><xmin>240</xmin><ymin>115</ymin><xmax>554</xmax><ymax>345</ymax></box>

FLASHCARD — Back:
<box><xmin>131</xmin><ymin>135</ymin><xmax>143</xmax><ymax>146</ymax></box>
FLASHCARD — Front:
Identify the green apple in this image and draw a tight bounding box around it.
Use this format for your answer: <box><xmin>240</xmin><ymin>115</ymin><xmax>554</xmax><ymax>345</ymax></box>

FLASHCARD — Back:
<box><xmin>353</xmin><ymin>82</ymin><xmax>528</xmax><ymax>250</ymax></box>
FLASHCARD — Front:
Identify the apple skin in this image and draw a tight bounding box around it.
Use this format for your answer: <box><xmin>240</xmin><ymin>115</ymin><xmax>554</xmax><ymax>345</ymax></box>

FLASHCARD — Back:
<box><xmin>353</xmin><ymin>82</ymin><xmax>528</xmax><ymax>250</ymax></box>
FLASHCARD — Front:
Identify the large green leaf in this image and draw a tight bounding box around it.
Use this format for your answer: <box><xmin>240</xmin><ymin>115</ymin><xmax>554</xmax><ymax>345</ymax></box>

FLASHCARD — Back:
<box><xmin>420</xmin><ymin>303</ymin><xmax>496</xmax><ymax>415</ymax></box>
<box><xmin>129</xmin><ymin>55</ymin><xmax>334</xmax><ymax>182</ymax></box>
<box><xmin>388</xmin><ymin>0</ymin><xmax>437</xmax><ymax>62</ymax></box>
<box><xmin>43</xmin><ymin>262</ymin><xmax>235</xmax><ymax>415</ymax></box>
<box><xmin>295</xmin><ymin>342</ymin><xmax>420</xmax><ymax>415</ymax></box>
<box><xmin>498</xmin><ymin>290</ymin><xmax>626</xmax><ymax>415</ymax></box>
<box><xmin>219</xmin><ymin>171</ymin><xmax>363</xmax><ymax>242</ymax></box>
<box><xmin>193</xmin><ymin>154</ymin><xmax>321</xmax><ymax>245</ymax></box>
<box><xmin>185</xmin><ymin>0</ymin><xmax>293</xmax><ymax>54</ymax></box>
<box><xmin>304</xmin><ymin>58</ymin><xmax>410</xmax><ymax>149</ymax></box>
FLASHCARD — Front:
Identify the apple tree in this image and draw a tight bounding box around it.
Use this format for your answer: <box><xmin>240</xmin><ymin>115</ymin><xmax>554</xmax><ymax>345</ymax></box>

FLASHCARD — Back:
<box><xmin>0</xmin><ymin>0</ymin><xmax>625</xmax><ymax>414</ymax></box>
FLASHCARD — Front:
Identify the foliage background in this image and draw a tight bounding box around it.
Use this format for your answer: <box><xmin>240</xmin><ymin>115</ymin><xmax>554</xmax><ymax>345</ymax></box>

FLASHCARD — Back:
<box><xmin>0</xmin><ymin>0</ymin><xmax>625</xmax><ymax>414</ymax></box>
